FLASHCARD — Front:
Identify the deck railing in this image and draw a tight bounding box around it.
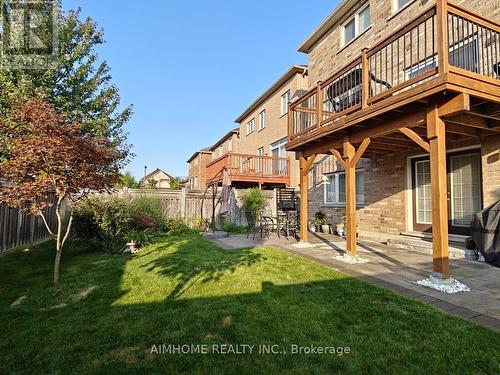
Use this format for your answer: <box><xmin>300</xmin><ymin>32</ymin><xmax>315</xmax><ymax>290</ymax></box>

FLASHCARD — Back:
<box><xmin>288</xmin><ymin>0</ymin><xmax>500</xmax><ymax>142</ymax></box>
<box><xmin>206</xmin><ymin>152</ymin><xmax>290</xmax><ymax>184</ymax></box>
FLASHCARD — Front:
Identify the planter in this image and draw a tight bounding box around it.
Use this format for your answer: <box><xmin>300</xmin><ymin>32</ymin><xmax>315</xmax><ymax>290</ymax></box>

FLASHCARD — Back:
<box><xmin>336</xmin><ymin>224</ymin><xmax>344</xmax><ymax>237</ymax></box>
<box><xmin>321</xmin><ymin>224</ymin><xmax>330</xmax><ymax>234</ymax></box>
<box><xmin>309</xmin><ymin>223</ymin><xmax>316</xmax><ymax>232</ymax></box>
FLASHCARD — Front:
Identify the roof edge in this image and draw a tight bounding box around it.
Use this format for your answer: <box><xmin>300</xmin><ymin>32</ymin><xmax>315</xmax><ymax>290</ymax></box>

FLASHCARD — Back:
<box><xmin>298</xmin><ymin>0</ymin><xmax>358</xmax><ymax>53</ymax></box>
<box><xmin>234</xmin><ymin>65</ymin><xmax>308</xmax><ymax>124</ymax></box>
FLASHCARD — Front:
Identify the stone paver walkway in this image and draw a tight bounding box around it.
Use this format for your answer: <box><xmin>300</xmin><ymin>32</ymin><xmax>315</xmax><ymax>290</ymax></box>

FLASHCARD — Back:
<box><xmin>205</xmin><ymin>231</ymin><xmax>500</xmax><ymax>331</ymax></box>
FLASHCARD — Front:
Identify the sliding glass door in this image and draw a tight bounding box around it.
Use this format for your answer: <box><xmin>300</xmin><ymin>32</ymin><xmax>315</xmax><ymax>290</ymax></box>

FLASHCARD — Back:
<box><xmin>412</xmin><ymin>150</ymin><xmax>482</xmax><ymax>235</ymax></box>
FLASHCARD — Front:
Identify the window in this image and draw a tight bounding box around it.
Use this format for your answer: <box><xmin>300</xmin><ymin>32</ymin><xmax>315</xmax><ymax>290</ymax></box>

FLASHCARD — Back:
<box><xmin>342</xmin><ymin>4</ymin><xmax>371</xmax><ymax>45</ymax></box>
<box><xmin>247</xmin><ymin>118</ymin><xmax>255</xmax><ymax>134</ymax></box>
<box><xmin>280</xmin><ymin>91</ymin><xmax>290</xmax><ymax>116</ymax></box>
<box><xmin>259</xmin><ymin>110</ymin><xmax>266</xmax><ymax>130</ymax></box>
<box><xmin>405</xmin><ymin>36</ymin><xmax>479</xmax><ymax>79</ymax></box>
<box><xmin>324</xmin><ymin>170</ymin><xmax>364</xmax><ymax>205</ymax></box>
<box><xmin>257</xmin><ymin>147</ymin><xmax>264</xmax><ymax>156</ymax></box>
<box><xmin>228</xmin><ymin>139</ymin><xmax>233</xmax><ymax>152</ymax></box>
<box><xmin>394</xmin><ymin>0</ymin><xmax>412</xmax><ymax>12</ymax></box>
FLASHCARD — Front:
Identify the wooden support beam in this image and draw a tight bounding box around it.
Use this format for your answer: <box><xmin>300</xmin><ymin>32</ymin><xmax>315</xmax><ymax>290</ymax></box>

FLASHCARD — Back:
<box><xmin>343</xmin><ymin>139</ymin><xmax>357</xmax><ymax>256</ymax></box>
<box><xmin>299</xmin><ymin>154</ymin><xmax>316</xmax><ymax>243</ymax></box>
<box><xmin>427</xmin><ymin>104</ymin><xmax>450</xmax><ymax>280</ymax></box>
<box><xmin>399</xmin><ymin>127</ymin><xmax>430</xmax><ymax>152</ymax></box>
<box><xmin>444</xmin><ymin>122</ymin><xmax>480</xmax><ymax>137</ymax></box>
<box><xmin>447</xmin><ymin>113</ymin><xmax>500</xmax><ymax>132</ymax></box>
<box><xmin>438</xmin><ymin>93</ymin><xmax>470</xmax><ymax>117</ymax></box>
<box><xmin>351</xmin><ymin>138</ymin><xmax>370</xmax><ymax>165</ymax></box>
<box><xmin>330</xmin><ymin>148</ymin><xmax>346</xmax><ymax>168</ymax></box>
<box><xmin>348</xmin><ymin>109</ymin><xmax>426</xmax><ymax>144</ymax></box>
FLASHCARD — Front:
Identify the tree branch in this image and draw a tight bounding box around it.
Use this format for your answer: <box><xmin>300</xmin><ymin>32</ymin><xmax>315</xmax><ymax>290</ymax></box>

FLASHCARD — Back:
<box><xmin>38</xmin><ymin>210</ymin><xmax>56</xmax><ymax>237</ymax></box>
<box><xmin>60</xmin><ymin>211</ymin><xmax>74</xmax><ymax>249</ymax></box>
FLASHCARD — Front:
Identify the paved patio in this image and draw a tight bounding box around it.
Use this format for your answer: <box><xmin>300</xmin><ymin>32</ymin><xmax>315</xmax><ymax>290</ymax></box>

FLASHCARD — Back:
<box><xmin>205</xmin><ymin>231</ymin><xmax>500</xmax><ymax>331</ymax></box>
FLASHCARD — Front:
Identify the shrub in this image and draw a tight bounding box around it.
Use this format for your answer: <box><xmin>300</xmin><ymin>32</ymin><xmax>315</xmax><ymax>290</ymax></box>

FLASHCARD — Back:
<box><xmin>130</xmin><ymin>195</ymin><xmax>167</xmax><ymax>230</ymax></box>
<box><xmin>73</xmin><ymin>196</ymin><xmax>134</xmax><ymax>252</ymax></box>
<box><xmin>165</xmin><ymin>217</ymin><xmax>191</xmax><ymax>236</ymax></box>
<box><xmin>222</xmin><ymin>220</ymin><xmax>248</xmax><ymax>234</ymax></box>
<box><xmin>242</xmin><ymin>188</ymin><xmax>266</xmax><ymax>221</ymax></box>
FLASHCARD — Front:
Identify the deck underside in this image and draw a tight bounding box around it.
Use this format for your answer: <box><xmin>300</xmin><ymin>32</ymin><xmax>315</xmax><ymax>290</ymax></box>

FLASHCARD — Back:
<box><xmin>287</xmin><ymin>72</ymin><xmax>500</xmax><ymax>158</ymax></box>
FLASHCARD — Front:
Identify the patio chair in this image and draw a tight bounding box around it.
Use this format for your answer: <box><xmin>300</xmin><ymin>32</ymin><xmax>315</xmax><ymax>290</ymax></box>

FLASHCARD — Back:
<box><xmin>278</xmin><ymin>211</ymin><xmax>299</xmax><ymax>239</ymax></box>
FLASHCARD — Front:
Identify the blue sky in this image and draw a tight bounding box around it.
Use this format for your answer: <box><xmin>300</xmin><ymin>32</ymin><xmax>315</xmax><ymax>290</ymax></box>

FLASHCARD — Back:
<box><xmin>63</xmin><ymin>1</ymin><xmax>338</xmax><ymax>180</ymax></box>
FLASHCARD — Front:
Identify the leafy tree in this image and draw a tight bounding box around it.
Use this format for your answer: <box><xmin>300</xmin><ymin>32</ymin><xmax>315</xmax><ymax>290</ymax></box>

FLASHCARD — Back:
<box><xmin>0</xmin><ymin>4</ymin><xmax>132</xmax><ymax>160</ymax></box>
<box><xmin>169</xmin><ymin>177</ymin><xmax>184</xmax><ymax>190</ymax></box>
<box><xmin>0</xmin><ymin>99</ymin><xmax>125</xmax><ymax>290</ymax></box>
<box><xmin>116</xmin><ymin>171</ymin><xmax>138</xmax><ymax>188</ymax></box>
<box><xmin>144</xmin><ymin>179</ymin><xmax>158</xmax><ymax>189</ymax></box>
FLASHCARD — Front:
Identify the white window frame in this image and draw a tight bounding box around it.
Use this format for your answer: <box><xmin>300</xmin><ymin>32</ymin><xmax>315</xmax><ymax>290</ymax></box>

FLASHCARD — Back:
<box><xmin>392</xmin><ymin>0</ymin><xmax>413</xmax><ymax>13</ymax></box>
<box><xmin>259</xmin><ymin>110</ymin><xmax>266</xmax><ymax>130</ymax></box>
<box><xmin>342</xmin><ymin>3</ymin><xmax>371</xmax><ymax>47</ymax></box>
<box><xmin>247</xmin><ymin>118</ymin><xmax>255</xmax><ymax>135</ymax></box>
<box><xmin>280</xmin><ymin>91</ymin><xmax>290</xmax><ymax>116</ymax></box>
<box><xmin>324</xmin><ymin>170</ymin><xmax>365</xmax><ymax>205</ymax></box>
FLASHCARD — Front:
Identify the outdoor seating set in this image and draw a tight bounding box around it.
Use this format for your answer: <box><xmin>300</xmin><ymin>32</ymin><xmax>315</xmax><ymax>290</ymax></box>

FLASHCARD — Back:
<box><xmin>246</xmin><ymin>188</ymin><xmax>300</xmax><ymax>240</ymax></box>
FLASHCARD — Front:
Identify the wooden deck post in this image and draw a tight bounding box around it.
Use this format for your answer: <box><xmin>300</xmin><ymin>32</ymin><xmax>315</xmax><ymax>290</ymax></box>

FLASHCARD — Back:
<box><xmin>427</xmin><ymin>104</ymin><xmax>450</xmax><ymax>279</ymax></box>
<box><xmin>299</xmin><ymin>154</ymin><xmax>316</xmax><ymax>243</ymax></box>
<box><xmin>343</xmin><ymin>139</ymin><xmax>357</xmax><ymax>255</ymax></box>
<box><xmin>361</xmin><ymin>48</ymin><xmax>369</xmax><ymax>108</ymax></box>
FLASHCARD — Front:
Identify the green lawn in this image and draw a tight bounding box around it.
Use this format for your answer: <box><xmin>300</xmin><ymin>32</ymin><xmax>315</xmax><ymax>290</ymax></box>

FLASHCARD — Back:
<box><xmin>1</xmin><ymin>234</ymin><xmax>499</xmax><ymax>374</ymax></box>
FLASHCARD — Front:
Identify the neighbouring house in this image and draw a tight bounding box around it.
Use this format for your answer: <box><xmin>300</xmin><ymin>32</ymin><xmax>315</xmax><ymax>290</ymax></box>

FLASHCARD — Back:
<box><xmin>234</xmin><ymin>65</ymin><xmax>309</xmax><ymax>188</ymax></box>
<box><xmin>286</xmin><ymin>0</ymin><xmax>500</xmax><ymax>281</ymax></box>
<box><xmin>139</xmin><ymin>168</ymin><xmax>173</xmax><ymax>188</ymax></box>
<box><xmin>187</xmin><ymin>147</ymin><xmax>212</xmax><ymax>189</ymax></box>
<box><xmin>203</xmin><ymin>66</ymin><xmax>309</xmax><ymax>189</ymax></box>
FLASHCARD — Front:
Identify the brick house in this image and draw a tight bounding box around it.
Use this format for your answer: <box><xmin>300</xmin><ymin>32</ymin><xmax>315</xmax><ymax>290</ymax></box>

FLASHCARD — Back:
<box><xmin>286</xmin><ymin>0</ymin><xmax>499</xmax><ymax>281</ymax></box>
<box><xmin>187</xmin><ymin>148</ymin><xmax>212</xmax><ymax>189</ymax></box>
<box><xmin>235</xmin><ymin>65</ymin><xmax>309</xmax><ymax>188</ymax></box>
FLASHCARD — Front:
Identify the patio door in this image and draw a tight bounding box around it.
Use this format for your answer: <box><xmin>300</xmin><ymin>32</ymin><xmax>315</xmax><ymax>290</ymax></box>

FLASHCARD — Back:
<box><xmin>271</xmin><ymin>138</ymin><xmax>287</xmax><ymax>176</ymax></box>
<box><xmin>411</xmin><ymin>150</ymin><xmax>482</xmax><ymax>235</ymax></box>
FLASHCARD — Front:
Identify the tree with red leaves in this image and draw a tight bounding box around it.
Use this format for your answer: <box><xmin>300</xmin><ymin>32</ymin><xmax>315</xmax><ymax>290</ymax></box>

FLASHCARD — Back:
<box><xmin>0</xmin><ymin>99</ymin><xmax>125</xmax><ymax>290</ymax></box>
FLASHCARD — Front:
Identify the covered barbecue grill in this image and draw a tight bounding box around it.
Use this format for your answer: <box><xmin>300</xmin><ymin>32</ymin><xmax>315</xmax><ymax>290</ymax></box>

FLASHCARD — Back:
<box><xmin>469</xmin><ymin>200</ymin><xmax>500</xmax><ymax>267</ymax></box>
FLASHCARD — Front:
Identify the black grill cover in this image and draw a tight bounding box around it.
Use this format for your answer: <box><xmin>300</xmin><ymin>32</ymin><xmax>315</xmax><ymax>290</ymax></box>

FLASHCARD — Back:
<box><xmin>470</xmin><ymin>200</ymin><xmax>500</xmax><ymax>266</ymax></box>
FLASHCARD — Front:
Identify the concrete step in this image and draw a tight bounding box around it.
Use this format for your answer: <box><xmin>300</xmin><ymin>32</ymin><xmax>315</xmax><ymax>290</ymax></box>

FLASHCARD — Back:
<box><xmin>387</xmin><ymin>235</ymin><xmax>476</xmax><ymax>260</ymax></box>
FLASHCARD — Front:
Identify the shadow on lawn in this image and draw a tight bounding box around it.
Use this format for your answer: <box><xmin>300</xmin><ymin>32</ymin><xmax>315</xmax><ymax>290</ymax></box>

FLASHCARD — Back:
<box><xmin>2</xmin><ymin>236</ymin><xmax>500</xmax><ymax>374</ymax></box>
<box><xmin>142</xmin><ymin>237</ymin><xmax>265</xmax><ymax>299</ymax></box>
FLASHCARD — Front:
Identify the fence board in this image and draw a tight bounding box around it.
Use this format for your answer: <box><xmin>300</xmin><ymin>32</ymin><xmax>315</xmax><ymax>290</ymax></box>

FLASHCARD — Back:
<box><xmin>0</xmin><ymin>195</ymin><xmax>58</xmax><ymax>254</ymax></box>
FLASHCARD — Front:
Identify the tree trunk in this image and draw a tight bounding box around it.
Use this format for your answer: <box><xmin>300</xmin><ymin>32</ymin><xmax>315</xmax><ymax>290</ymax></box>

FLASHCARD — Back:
<box><xmin>53</xmin><ymin>247</ymin><xmax>62</xmax><ymax>291</ymax></box>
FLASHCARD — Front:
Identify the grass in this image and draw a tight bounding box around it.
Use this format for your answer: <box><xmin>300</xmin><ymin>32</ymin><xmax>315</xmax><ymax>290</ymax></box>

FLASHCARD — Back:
<box><xmin>1</xmin><ymin>234</ymin><xmax>499</xmax><ymax>374</ymax></box>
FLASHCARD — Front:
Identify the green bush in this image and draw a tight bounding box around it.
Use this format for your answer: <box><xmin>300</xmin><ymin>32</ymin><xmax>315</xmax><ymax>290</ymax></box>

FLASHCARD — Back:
<box><xmin>130</xmin><ymin>195</ymin><xmax>167</xmax><ymax>231</ymax></box>
<box><xmin>165</xmin><ymin>217</ymin><xmax>191</xmax><ymax>236</ymax></box>
<box><xmin>73</xmin><ymin>196</ymin><xmax>134</xmax><ymax>252</ymax></box>
<box><xmin>242</xmin><ymin>188</ymin><xmax>266</xmax><ymax>220</ymax></box>
<box><xmin>73</xmin><ymin>195</ymin><xmax>197</xmax><ymax>251</ymax></box>
<box><xmin>222</xmin><ymin>221</ymin><xmax>248</xmax><ymax>234</ymax></box>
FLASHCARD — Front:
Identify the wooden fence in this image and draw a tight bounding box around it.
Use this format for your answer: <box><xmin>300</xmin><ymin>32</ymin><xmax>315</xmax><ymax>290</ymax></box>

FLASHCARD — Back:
<box><xmin>118</xmin><ymin>187</ymin><xmax>278</xmax><ymax>227</ymax></box>
<box><xmin>0</xmin><ymin>202</ymin><xmax>57</xmax><ymax>254</ymax></box>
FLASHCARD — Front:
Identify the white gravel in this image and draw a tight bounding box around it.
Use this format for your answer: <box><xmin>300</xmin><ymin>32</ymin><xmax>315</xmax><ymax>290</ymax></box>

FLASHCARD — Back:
<box><xmin>416</xmin><ymin>278</ymin><xmax>470</xmax><ymax>293</ymax></box>
<box><xmin>334</xmin><ymin>254</ymin><xmax>369</xmax><ymax>264</ymax></box>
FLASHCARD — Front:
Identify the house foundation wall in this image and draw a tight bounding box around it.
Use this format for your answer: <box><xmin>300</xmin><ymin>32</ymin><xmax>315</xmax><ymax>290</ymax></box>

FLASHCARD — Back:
<box><xmin>308</xmin><ymin>135</ymin><xmax>500</xmax><ymax>241</ymax></box>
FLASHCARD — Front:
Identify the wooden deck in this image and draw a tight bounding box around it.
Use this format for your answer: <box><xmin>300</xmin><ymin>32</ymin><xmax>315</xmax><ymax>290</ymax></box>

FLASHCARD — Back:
<box><xmin>286</xmin><ymin>1</ymin><xmax>500</xmax><ymax>156</ymax></box>
<box><xmin>288</xmin><ymin>0</ymin><xmax>499</xmax><ymax>282</ymax></box>
<box><xmin>206</xmin><ymin>152</ymin><xmax>290</xmax><ymax>187</ymax></box>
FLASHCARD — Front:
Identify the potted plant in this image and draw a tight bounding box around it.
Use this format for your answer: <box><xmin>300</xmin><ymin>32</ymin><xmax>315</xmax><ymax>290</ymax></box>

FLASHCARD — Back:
<box><xmin>314</xmin><ymin>211</ymin><xmax>330</xmax><ymax>234</ymax></box>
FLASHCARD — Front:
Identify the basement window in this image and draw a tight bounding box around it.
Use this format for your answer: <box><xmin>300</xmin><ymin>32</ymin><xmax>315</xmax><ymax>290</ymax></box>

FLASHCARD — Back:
<box><xmin>324</xmin><ymin>170</ymin><xmax>365</xmax><ymax>205</ymax></box>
